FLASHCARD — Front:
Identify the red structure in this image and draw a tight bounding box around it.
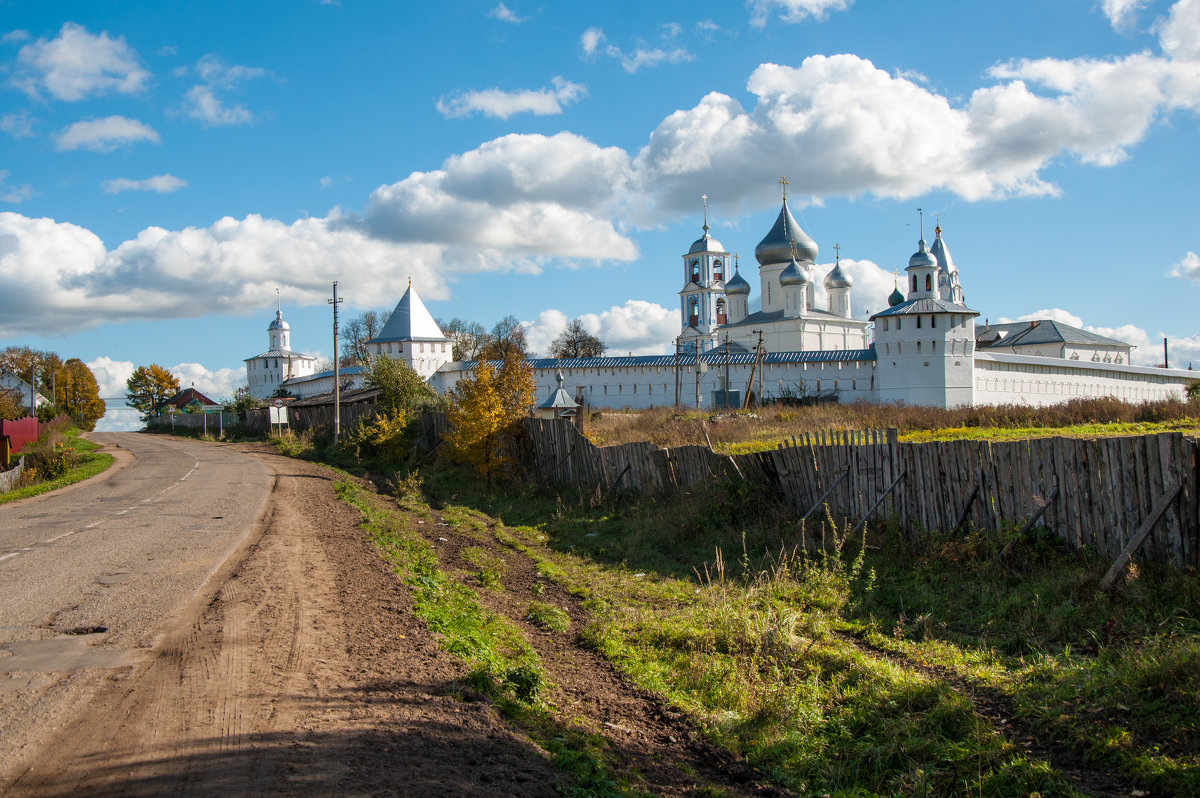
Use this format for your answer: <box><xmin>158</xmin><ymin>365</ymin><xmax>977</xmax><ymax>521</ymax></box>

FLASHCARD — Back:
<box><xmin>1</xmin><ymin>417</ymin><xmax>42</xmax><ymax>468</ymax></box>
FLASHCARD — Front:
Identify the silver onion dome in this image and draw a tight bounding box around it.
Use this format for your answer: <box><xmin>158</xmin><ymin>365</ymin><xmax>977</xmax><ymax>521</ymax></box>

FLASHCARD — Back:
<box><xmin>755</xmin><ymin>200</ymin><xmax>818</xmax><ymax>265</ymax></box>
<box><xmin>824</xmin><ymin>261</ymin><xmax>853</xmax><ymax>289</ymax></box>
<box><xmin>780</xmin><ymin>258</ymin><xmax>809</xmax><ymax>286</ymax></box>
<box><xmin>725</xmin><ymin>268</ymin><xmax>750</xmax><ymax>295</ymax></box>
<box><xmin>908</xmin><ymin>239</ymin><xmax>937</xmax><ymax>270</ymax></box>
<box><xmin>688</xmin><ymin>232</ymin><xmax>725</xmax><ymax>254</ymax></box>
<box><xmin>268</xmin><ymin>309</ymin><xmax>289</xmax><ymax>331</ymax></box>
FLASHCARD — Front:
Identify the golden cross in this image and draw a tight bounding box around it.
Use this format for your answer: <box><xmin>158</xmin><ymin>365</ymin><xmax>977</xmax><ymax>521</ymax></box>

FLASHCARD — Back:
<box><xmin>779</xmin><ymin>175</ymin><xmax>788</xmax><ymax>199</ymax></box>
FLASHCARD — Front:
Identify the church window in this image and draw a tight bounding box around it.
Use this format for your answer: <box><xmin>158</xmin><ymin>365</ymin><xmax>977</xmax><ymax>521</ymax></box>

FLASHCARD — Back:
<box><xmin>917</xmin><ymin>341</ymin><xmax>922</xmax><ymax>353</ymax></box>
<box><xmin>931</xmin><ymin>316</ymin><xmax>937</xmax><ymax>328</ymax></box>
<box><xmin>881</xmin><ymin>319</ymin><xmax>888</xmax><ymax>332</ymax></box>
<box><xmin>932</xmin><ymin>341</ymin><xmax>937</xmax><ymax>353</ymax></box>
<box><xmin>688</xmin><ymin>297</ymin><xmax>699</xmax><ymax>328</ymax></box>
<box><xmin>925</xmin><ymin>274</ymin><xmax>932</xmax><ymax>291</ymax></box>
<box><xmin>816</xmin><ymin>379</ymin><xmax>821</xmax><ymax>390</ymax></box>
<box><xmin>912</xmin><ymin>275</ymin><xmax>917</xmax><ymax>292</ymax></box>
<box><xmin>716</xmin><ymin>297</ymin><xmax>727</xmax><ymax>325</ymax></box>
<box><xmin>713</xmin><ymin>258</ymin><xmax>724</xmax><ymax>281</ymax></box>
<box><xmin>852</xmin><ymin>378</ymin><xmax>857</xmax><ymax>390</ymax></box>
<box><xmin>897</xmin><ymin>318</ymin><xmax>902</xmax><ymax>330</ymax></box>
<box><xmin>690</xmin><ymin>259</ymin><xmax>700</xmax><ymax>283</ymax></box>
<box><xmin>916</xmin><ymin>316</ymin><xmax>922</xmax><ymax>329</ymax></box>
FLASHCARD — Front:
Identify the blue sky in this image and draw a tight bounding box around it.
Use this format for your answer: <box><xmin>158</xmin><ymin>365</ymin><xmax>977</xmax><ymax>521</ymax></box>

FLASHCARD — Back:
<box><xmin>2</xmin><ymin>0</ymin><xmax>1198</xmax><ymax>430</ymax></box>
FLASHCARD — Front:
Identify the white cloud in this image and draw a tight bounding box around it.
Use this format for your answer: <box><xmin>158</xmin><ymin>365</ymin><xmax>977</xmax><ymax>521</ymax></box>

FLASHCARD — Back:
<box><xmin>578</xmin><ymin>300</ymin><xmax>680</xmax><ymax>355</ymax></box>
<box><xmin>1</xmin><ymin>111</ymin><xmax>35</xmax><ymax>138</ymax></box>
<box><xmin>180</xmin><ymin>54</ymin><xmax>266</xmax><ymax>126</ymax></box>
<box><xmin>580</xmin><ymin>28</ymin><xmax>604</xmax><ymax>57</ymax></box>
<box><xmin>0</xmin><ymin>170</ymin><xmax>35</xmax><ymax>204</ymax></box>
<box><xmin>748</xmin><ymin>0</ymin><xmax>854</xmax><ymax>27</ymax></box>
<box><xmin>1012</xmin><ymin>308</ymin><xmax>1086</xmax><ymax>327</ymax></box>
<box><xmin>102</xmin><ymin>174</ymin><xmax>188</xmax><ymax>194</ymax></box>
<box><xmin>10</xmin><ymin>22</ymin><xmax>149</xmax><ymax>101</ymax></box>
<box><xmin>87</xmin><ymin>356</ymin><xmax>136</xmax><ymax>398</ymax></box>
<box><xmin>363</xmin><ymin>132</ymin><xmax>637</xmax><ymax>263</ymax></box>
<box><xmin>1101</xmin><ymin>0</ymin><xmax>1148</xmax><ymax>31</ymax></box>
<box><xmin>1167</xmin><ymin>251</ymin><xmax>1200</xmax><ymax>280</ymax></box>
<box><xmin>171</xmin><ymin>362</ymin><xmax>246</xmax><ymax>400</ymax></box>
<box><xmin>488</xmin><ymin>3</ymin><xmax>526</xmax><ymax>23</ymax></box>
<box><xmin>0</xmin><ymin>211</ymin><xmax>447</xmax><ymax>337</ymax></box>
<box><xmin>631</xmin><ymin>49</ymin><xmax>1200</xmax><ymax>218</ymax></box>
<box><xmin>523</xmin><ymin>309</ymin><xmax>568</xmax><ymax>356</ymax></box>
<box><xmin>577</xmin><ymin>26</ymin><xmax>693</xmax><ymax>73</ymax></box>
<box><xmin>1157</xmin><ymin>0</ymin><xmax>1200</xmax><ymax>61</ymax></box>
<box><xmin>55</xmin><ymin>116</ymin><xmax>160</xmax><ymax>152</ymax></box>
<box><xmin>436</xmin><ymin>77</ymin><xmax>586</xmax><ymax>119</ymax></box>
<box><xmin>523</xmin><ymin>300</ymin><xmax>678</xmax><ymax>357</ymax></box>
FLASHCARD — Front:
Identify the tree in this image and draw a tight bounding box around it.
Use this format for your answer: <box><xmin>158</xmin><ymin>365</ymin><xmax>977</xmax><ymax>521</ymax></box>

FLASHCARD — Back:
<box><xmin>445</xmin><ymin>351</ymin><xmax>535</xmax><ymax>483</ymax></box>
<box><xmin>437</xmin><ymin>317</ymin><xmax>489</xmax><ymax>362</ymax></box>
<box><xmin>1</xmin><ymin>346</ymin><xmax>64</xmax><ymax>406</ymax></box>
<box><xmin>55</xmin><ymin>359</ymin><xmax>105</xmax><ymax>431</ymax></box>
<box><xmin>341</xmin><ymin>310</ymin><xmax>391</xmax><ymax>366</ymax></box>
<box><xmin>365</xmin><ymin>355</ymin><xmax>439</xmax><ymax>415</ymax></box>
<box><xmin>125</xmin><ymin>365</ymin><xmax>180</xmax><ymax>422</ymax></box>
<box><xmin>0</xmin><ymin>387</ymin><xmax>22</xmax><ymax>421</ymax></box>
<box><xmin>549</xmin><ymin>319</ymin><xmax>606</xmax><ymax>359</ymax></box>
<box><xmin>479</xmin><ymin>315</ymin><xmax>528</xmax><ymax>361</ymax></box>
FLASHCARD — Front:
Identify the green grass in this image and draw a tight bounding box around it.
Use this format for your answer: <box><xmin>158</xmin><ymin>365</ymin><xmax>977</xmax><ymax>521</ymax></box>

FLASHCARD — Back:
<box><xmin>417</xmin><ymin>460</ymin><xmax>1199</xmax><ymax>796</ymax></box>
<box><xmin>525</xmin><ymin>601</ymin><xmax>571</xmax><ymax>632</ymax></box>
<box><xmin>0</xmin><ymin>430</ymin><xmax>114</xmax><ymax>505</ymax></box>
<box><xmin>332</xmin><ymin>474</ymin><xmax>642</xmax><ymax>796</ymax></box>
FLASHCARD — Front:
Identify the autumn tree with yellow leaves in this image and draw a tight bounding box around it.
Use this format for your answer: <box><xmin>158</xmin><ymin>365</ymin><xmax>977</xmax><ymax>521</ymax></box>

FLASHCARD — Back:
<box><xmin>444</xmin><ymin>352</ymin><xmax>534</xmax><ymax>483</ymax></box>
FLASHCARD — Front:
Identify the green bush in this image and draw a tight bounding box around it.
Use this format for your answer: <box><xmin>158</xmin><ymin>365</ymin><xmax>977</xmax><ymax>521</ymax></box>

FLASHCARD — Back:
<box><xmin>339</xmin><ymin>411</ymin><xmax>415</xmax><ymax>465</ymax></box>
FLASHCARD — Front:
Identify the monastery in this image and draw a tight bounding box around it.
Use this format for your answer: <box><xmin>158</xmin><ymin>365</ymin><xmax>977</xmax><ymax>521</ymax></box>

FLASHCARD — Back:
<box><xmin>257</xmin><ymin>188</ymin><xmax>1194</xmax><ymax>409</ymax></box>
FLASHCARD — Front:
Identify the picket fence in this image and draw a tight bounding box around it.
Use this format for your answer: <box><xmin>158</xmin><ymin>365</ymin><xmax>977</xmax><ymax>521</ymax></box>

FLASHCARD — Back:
<box><xmin>519</xmin><ymin>418</ymin><xmax>1199</xmax><ymax>570</ymax></box>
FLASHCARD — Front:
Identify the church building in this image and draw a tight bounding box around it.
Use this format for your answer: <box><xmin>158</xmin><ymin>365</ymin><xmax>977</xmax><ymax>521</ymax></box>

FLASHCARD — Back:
<box><xmin>244</xmin><ymin>305</ymin><xmax>319</xmax><ymax>400</ymax></box>
<box><xmin>266</xmin><ymin>181</ymin><xmax>1195</xmax><ymax>410</ymax></box>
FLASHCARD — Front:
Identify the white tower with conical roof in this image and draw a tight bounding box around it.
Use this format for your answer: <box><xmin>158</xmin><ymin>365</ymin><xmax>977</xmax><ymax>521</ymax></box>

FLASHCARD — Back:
<box><xmin>366</xmin><ymin>280</ymin><xmax>453</xmax><ymax>380</ymax></box>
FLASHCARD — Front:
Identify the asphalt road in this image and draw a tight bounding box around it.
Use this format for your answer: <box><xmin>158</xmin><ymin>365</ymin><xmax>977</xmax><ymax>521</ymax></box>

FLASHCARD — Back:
<box><xmin>0</xmin><ymin>432</ymin><xmax>272</xmax><ymax>785</ymax></box>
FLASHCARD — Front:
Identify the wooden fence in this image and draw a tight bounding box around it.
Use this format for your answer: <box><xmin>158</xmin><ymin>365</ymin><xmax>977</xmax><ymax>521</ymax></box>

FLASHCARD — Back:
<box><xmin>519</xmin><ymin>418</ymin><xmax>1199</xmax><ymax>570</ymax></box>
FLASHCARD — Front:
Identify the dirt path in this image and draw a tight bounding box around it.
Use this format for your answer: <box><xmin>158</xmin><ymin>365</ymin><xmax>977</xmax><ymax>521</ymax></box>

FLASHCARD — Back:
<box><xmin>419</xmin><ymin>506</ymin><xmax>786</xmax><ymax>797</ymax></box>
<box><xmin>8</xmin><ymin>447</ymin><xmax>561</xmax><ymax>797</ymax></box>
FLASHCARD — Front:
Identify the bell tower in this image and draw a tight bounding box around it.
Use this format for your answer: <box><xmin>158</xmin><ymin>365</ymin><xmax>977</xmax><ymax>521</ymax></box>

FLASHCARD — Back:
<box><xmin>678</xmin><ymin>194</ymin><xmax>730</xmax><ymax>354</ymax></box>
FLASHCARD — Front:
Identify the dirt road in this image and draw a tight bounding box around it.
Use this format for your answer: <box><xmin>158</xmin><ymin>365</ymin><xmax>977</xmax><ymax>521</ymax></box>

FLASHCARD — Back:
<box><xmin>5</xmin><ymin>444</ymin><xmax>562</xmax><ymax>796</ymax></box>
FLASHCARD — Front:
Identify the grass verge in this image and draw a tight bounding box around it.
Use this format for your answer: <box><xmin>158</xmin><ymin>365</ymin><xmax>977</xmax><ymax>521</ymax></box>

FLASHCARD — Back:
<box><xmin>0</xmin><ymin>430</ymin><xmax>114</xmax><ymax>505</ymax></box>
<box><xmin>421</xmin><ymin>462</ymin><xmax>1199</xmax><ymax>797</ymax></box>
<box><xmin>332</xmin><ymin>474</ymin><xmax>638</xmax><ymax>796</ymax></box>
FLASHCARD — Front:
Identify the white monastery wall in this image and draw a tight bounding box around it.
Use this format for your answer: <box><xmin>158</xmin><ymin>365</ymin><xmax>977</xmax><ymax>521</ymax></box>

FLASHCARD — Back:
<box><xmin>973</xmin><ymin>353</ymin><xmax>1192</xmax><ymax>406</ymax></box>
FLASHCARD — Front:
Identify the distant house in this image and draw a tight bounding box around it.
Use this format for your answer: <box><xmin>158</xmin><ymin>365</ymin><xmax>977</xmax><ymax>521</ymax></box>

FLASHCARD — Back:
<box><xmin>163</xmin><ymin>387</ymin><xmax>220</xmax><ymax>414</ymax></box>
<box><xmin>976</xmin><ymin>320</ymin><xmax>1134</xmax><ymax>364</ymax></box>
<box><xmin>0</xmin><ymin>372</ymin><xmax>49</xmax><ymax>410</ymax></box>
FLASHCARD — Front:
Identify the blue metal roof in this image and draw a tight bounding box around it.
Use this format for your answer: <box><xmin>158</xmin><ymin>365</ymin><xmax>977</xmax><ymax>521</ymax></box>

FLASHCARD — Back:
<box><xmin>457</xmin><ymin>348</ymin><xmax>876</xmax><ymax>371</ymax></box>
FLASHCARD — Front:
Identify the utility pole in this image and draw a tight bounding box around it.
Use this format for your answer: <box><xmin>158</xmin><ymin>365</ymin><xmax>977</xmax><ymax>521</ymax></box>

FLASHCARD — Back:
<box><xmin>723</xmin><ymin>334</ymin><xmax>730</xmax><ymax>410</ymax></box>
<box><xmin>674</xmin><ymin>338</ymin><xmax>681</xmax><ymax>408</ymax></box>
<box><xmin>329</xmin><ymin>281</ymin><xmax>345</xmax><ymax>444</ymax></box>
